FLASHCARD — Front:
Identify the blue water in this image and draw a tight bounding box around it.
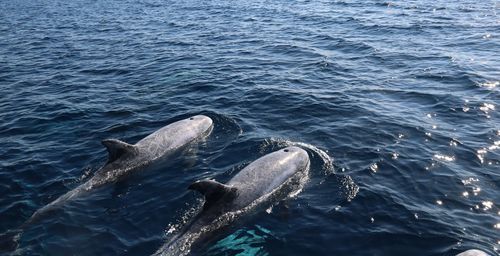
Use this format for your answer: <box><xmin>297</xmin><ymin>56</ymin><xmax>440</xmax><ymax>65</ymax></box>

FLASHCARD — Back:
<box><xmin>0</xmin><ymin>0</ymin><xmax>499</xmax><ymax>255</ymax></box>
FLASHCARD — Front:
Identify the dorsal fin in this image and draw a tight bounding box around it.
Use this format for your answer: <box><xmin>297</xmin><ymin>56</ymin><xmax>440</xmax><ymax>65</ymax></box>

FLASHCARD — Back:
<box><xmin>188</xmin><ymin>179</ymin><xmax>237</xmax><ymax>209</ymax></box>
<box><xmin>101</xmin><ymin>139</ymin><xmax>137</xmax><ymax>164</ymax></box>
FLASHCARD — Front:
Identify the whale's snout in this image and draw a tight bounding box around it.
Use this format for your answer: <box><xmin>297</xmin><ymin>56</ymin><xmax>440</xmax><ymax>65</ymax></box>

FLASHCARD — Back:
<box><xmin>189</xmin><ymin>115</ymin><xmax>213</xmax><ymax>133</ymax></box>
<box><xmin>282</xmin><ymin>146</ymin><xmax>310</xmax><ymax>171</ymax></box>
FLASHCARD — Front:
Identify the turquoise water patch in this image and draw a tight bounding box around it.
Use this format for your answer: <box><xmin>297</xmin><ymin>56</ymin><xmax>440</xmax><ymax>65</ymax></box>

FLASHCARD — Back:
<box><xmin>206</xmin><ymin>225</ymin><xmax>273</xmax><ymax>256</ymax></box>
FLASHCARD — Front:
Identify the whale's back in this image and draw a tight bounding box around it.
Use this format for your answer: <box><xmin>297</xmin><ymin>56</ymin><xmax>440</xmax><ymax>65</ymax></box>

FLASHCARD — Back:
<box><xmin>227</xmin><ymin>146</ymin><xmax>309</xmax><ymax>207</ymax></box>
<box><xmin>136</xmin><ymin>115</ymin><xmax>213</xmax><ymax>158</ymax></box>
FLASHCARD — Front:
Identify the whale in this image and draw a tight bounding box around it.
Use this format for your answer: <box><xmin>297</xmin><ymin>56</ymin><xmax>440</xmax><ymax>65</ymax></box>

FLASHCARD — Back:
<box><xmin>0</xmin><ymin>115</ymin><xmax>213</xmax><ymax>252</ymax></box>
<box><xmin>456</xmin><ymin>249</ymin><xmax>489</xmax><ymax>256</ymax></box>
<box><xmin>153</xmin><ymin>146</ymin><xmax>310</xmax><ymax>256</ymax></box>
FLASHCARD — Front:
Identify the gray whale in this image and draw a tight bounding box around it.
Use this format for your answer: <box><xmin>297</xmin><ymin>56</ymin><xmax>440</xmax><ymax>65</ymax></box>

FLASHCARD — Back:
<box><xmin>153</xmin><ymin>146</ymin><xmax>310</xmax><ymax>256</ymax></box>
<box><xmin>33</xmin><ymin>115</ymin><xmax>213</xmax><ymax>220</ymax></box>
<box><xmin>0</xmin><ymin>115</ymin><xmax>213</xmax><ymax>252</ymax></box>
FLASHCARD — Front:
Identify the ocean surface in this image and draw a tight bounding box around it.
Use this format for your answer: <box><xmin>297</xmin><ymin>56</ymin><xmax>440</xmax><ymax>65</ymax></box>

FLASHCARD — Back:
<box><xmin>0</xmin><ymin>0</ymin><xmax>499</xmax><ymax>255</ymax></box>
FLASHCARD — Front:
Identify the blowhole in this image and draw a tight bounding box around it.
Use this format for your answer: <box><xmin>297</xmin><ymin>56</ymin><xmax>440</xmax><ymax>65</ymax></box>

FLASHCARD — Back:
<box><xmin>284</xmin><ymin>149</ymin><xmax>289</xmax><ymax>152</ymax></box>
<box><xmin>190</xmin><ymin>117</ymin><xmax>194</xmax><ymax>120</ymax></box>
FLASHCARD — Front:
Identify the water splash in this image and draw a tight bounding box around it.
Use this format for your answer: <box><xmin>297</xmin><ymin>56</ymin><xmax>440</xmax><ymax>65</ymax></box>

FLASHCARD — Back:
<box><xmin>340</xmin><ymin>175</ymin><xmax>359</xmax><ymax>202</ymax></box>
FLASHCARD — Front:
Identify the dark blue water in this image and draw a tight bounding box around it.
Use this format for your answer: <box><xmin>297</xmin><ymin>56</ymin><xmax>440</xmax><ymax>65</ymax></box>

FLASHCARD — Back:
<box><xmin>1</xmin><ymin>0</ymin><xmax>499</xmax><ymax>255</ymax></box>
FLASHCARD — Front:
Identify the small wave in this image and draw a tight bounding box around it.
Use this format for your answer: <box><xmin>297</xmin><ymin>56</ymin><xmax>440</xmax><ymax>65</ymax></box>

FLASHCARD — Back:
<box><xmin>477</xmin><ymin>81</ymin><xmax>498</xmax><ymax>90</ymax></box>
<box><xmin>79</xmin><ymin>68</ymin><xmax>131</xmax><ymax>76</ymax></box>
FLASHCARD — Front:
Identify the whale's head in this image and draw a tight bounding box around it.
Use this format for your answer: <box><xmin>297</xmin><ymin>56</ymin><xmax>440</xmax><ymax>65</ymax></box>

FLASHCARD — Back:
<box><xmin>280</xmin><ymin>146</ymin><xmax>310</xmax><ymax>172</ymax></box>
<box><xmin>187</xmin><ymin>115</ymin><xmax>214</xmax><ymax>136</ymax></box>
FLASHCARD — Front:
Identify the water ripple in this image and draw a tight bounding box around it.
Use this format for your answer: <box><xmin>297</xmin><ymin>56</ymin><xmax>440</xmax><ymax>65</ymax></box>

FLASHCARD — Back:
<box><xmin>0</xmin><ymin>0</ymin><xmax>498</xmax><ymax>255</ymax></box>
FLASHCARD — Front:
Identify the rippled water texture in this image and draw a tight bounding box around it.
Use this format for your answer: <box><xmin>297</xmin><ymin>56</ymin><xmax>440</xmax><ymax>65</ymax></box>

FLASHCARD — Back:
<box><xmin>0</xmin><ymin>0</ymin><xmax>499</xmax><ymax>255</ymax></box>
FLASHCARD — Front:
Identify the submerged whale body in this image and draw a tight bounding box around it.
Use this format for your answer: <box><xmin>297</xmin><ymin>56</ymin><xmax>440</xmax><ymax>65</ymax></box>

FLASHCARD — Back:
<box><xmin>154</xmin><ymin>146</ymin><xmax>310</xmax><ymax>256</ymax></box>
<box><xmin>0</xmin><ymin>115</ymin><xmax>213</xmax><ymax>252</ymax></box>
